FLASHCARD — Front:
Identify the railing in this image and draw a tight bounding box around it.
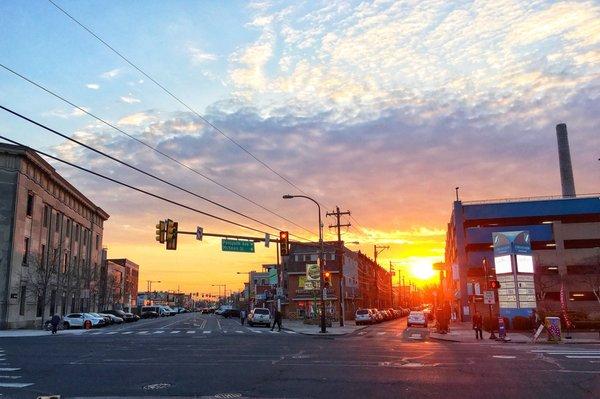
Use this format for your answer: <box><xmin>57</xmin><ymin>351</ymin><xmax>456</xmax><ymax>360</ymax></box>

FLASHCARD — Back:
<box><xmin>462</xmin><ymin>193</ymin><xmax>600</xmax><ymax>205</ymax></box>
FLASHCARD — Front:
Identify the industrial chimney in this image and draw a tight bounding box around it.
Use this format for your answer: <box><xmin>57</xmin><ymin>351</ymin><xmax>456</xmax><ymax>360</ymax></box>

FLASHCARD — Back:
<box><xmin>556</xmin><ymin>123</ymin><xmax>576</xmax><ymax>197</ymax></box>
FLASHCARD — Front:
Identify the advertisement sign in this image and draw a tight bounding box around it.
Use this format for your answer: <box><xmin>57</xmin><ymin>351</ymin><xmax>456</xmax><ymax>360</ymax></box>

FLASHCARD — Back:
<box><xmin>306</xmin><ymin>264</ymin><xmax>320</xmax><ymax>282</ymax></box>
<box><xmin>516</xmin><ymin>254</ymin><xmax>534</xmax><ymax>273</ymax></box>
<box><xmin>494</xmin><ymin>255</ymin><xmax>512</xmax><ymax>274</ymax></box>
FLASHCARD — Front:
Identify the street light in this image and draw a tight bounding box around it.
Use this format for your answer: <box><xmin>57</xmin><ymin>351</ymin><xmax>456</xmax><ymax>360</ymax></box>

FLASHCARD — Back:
<box><xmin>211</xmin><ymin>284</ymin><xmax>226</xmax><ymax>305</ymax></box>
<box><xmin>283</xmin><ymin>194</ymin><xmax>327</xmax><ymax>333</ymax></box>
<box><xmin>146</xmin><ymin>280</ymin><xmax>161</xmax><ymax>305</ymax></box>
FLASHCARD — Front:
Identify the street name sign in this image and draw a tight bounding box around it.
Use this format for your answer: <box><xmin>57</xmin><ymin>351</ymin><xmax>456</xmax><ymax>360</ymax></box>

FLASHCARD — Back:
<box><xmin>221</xmin><ymin>239</ymin><xmax>255</xmax><ymax>253</ymax></box>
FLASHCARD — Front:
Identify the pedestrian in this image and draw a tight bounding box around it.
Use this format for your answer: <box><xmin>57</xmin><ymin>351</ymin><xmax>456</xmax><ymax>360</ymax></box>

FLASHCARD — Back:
<box><xmin>50</xmin><ymin>314</ymin><xmax>61</xmax><ymax>335</ymax></box>
<box><xmin>472</xmin><ymin>310</ymin><xmax>483</xmax><ymax>340</ymax></box>
<box><xmin>271</xmin><ymin>309</ymin><xmax>282</xmax><ymax>332</ymax></box>
<box><xmin>240</xmin><ymin>309</ymin><xmax>247</xmax><ymax>326</ymax></box>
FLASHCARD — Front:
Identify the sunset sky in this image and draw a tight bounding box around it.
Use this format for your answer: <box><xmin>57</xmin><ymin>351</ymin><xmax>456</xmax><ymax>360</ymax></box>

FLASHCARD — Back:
<box><xmin>1</xmin><ymin>1</ymin><xmax>598</xmax><ymax>295</ymax></box>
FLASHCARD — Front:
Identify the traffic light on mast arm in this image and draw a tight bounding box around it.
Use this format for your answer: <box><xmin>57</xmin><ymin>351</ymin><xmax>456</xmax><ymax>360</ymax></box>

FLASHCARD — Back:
<box><xmin>165</xmin><ymin>219</ymin><xmax>178</xmax><ymax>250</ymax></box>
<box><xmin>279</xmin><ymin>231</ymin><xmax>289</xmax><ymax>256</ymax></box>
<box><xmin>155</xmin><ymin>220</ymin><xmax>166</xmax><ymax>243</ymax></box>
<box><xmin>323</xmin><ymin>271</ymin><xmax>331</xmax><ymax>289</ymax></box>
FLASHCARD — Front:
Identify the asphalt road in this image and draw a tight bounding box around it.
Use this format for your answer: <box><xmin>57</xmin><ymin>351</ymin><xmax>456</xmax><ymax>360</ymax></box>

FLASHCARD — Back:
<box><xmin>1</xmin><ymin>313</ymin><xmax>598</xmax><ymax>398</ymax></box>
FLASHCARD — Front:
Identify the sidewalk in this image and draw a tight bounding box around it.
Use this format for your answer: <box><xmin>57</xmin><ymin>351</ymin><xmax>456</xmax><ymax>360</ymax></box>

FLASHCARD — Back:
<box><xmin>429</xmin><ymin>321</ymin><xmax>600</xmax><ymax>344</ymax></box>
<box><xmin>282</xmin><ymin>319</ymin><xmax>367</xmax><ymax>336</ymax></box>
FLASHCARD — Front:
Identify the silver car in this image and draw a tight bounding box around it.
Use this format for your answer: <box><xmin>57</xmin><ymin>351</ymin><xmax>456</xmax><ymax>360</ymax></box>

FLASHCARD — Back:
<box><xmin>247</xmin><ymin>308</ymin><xmax>272</xmax><ymax>327</ymax></box>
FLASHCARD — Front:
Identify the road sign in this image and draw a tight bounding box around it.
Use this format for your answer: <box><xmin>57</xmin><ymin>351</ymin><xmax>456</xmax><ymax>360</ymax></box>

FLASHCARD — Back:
<box><xmin>483</xmin><ymin>290</ymin><xmax>495</xmax><ymax>304</ymax></box>
<box><xmin>221</xmin><ymin>239</ymin><xmax>255</xmax><ymax>253</ymax></box>
<box><xmin>196</xmin><ymin>226</ymin><xmax>203</xmax><ymax>241</ymax></box>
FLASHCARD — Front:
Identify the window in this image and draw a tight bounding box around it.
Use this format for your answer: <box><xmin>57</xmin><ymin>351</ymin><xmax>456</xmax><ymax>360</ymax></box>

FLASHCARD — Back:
<box><xmin>23</xmin><ymin>237</ymin><xmax>30</xmax><ymax>266</ymax></box>
<box><xmin>43</xmin><ymin>205</ymin><xmax>49</xmax><ymax>227</ymax></box>
<box><xmin>55</xmin><ymin>213</ymin><xmax>61</xmax><ymax>232</ymax></box>
<box><xmin>66</xmin><ymin>219</ymin><xmax>71</xmax><ymax>237</ymax></box>
<box><xmin>569</xmin><ymin>292</ymin><xmax>596</xmax><ymax>301</ymax></box>
<box><xmin>26</xmin><ymin>192</ymin><xmax>34</xmax><ymax>217</ymax></box>
<box><xmin>19</xmin><ymin>286</ymin><xmax>26</xmax><ymax>316</ymax></box>
<box><xmin>41</xmin><ymin>244</ymin><xmax>46</xmax><ymax>269</ymax></box>
<box><xmin>96</xmin><ymin>234</ymin><xmax>100</xmax><ymax>248</ymax></box>
<box><xmin>62</xmin><ymin>253</ymin><xmax>68</xmax><ymax>273</ymax></box>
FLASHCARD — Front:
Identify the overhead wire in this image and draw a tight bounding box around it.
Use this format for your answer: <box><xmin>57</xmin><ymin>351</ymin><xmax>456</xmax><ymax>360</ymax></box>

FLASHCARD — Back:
<box><xmin>0</xmin><ymin>134</ymin><xmax>272</xmax><ymax>236</ymax></box>
<box><xmin>0</xmin><ymin>104</ymin><xmax>311</xmax><ymax>242</ymax></box>
<box><xmin>47</xmin><ymin>0</ymin><xmax>316</xmax><ymax>201</ymax></box>
<box><xmin>0</xmin><ymin>63</ymin><xmax>316</xmax><ymax>237</ymax></box>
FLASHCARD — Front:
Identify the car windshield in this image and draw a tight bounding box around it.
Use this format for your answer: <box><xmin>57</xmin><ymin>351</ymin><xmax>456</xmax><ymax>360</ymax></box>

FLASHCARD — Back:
<box><xmin>254</xmin><ymin>309</ymin><xmax>269</xmax><ymax>315</ymax></box>
<box><xmin>356</xmin><ymin>309</ymin><xmax>369</xmax><ymax>315</ymax></box>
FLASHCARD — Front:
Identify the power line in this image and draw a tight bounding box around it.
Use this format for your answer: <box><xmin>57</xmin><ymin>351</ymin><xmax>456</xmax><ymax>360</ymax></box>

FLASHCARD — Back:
<box><xmin>0</xmin><ymin>104</ymin><xmax>311</xmax><ymax>242</ymax></box>
<box><xmin>0</xmin><ymin>63</ymin><xmax>316</xmax><ymax>237</ymax></box>
<box><xmin>47</xmin><ymin>0</ymin><xmax>316</xmax><ymax>201</ymax></box>
<box><xmin>0</xmin><ymin>134</ymin><xmax>276</xmax><ymax>236</ymax></box>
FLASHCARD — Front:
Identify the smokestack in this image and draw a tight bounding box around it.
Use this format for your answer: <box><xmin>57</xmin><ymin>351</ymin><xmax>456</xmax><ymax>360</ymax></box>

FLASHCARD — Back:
<box><xmin>556</xmin><ymin>123</ymin><xmax>576</xmax><ymax>198</ymax></box>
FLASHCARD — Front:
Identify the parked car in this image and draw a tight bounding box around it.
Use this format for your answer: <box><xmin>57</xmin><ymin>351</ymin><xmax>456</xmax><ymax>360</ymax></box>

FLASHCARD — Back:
<box><xmin>89</xmin><ymin>312</ymin><xmax>112</xmax><ymax>325</ymax></box>
<box><xmin>101</xmin><ymin>309</ymin><xmax>137</xmax><ymax>323</ymax></box>
<box><xmin>370</xmin><ymin>309</ymin><xmax>382</xmax><ymax>323</ymax></box>
<box><xmin>247</xmin><ymin>308</ymin><xmax>272</xmax><ymax>327</ymax></box>
<box><xmin>100</xmin><ymin>313</ymin><xmax>124</xmax><ymax>324</ymax></box>
<box><xmin>355</xmin><ymin>309</ymin><xmax>373</xmax><ymax>325</ymax></box>
<box><xmin>141</xmin><ymin>310</ymin><xmax>159</xmax><ymax>319</ymax></box>
<box><xmin>215</xmin><ymin>305</ymin><xmax>233</xmax><ymax>315</ymax></box>
<box><xmin>141</xmin><ymin>306</ymin><xmax>165</xmax><ymax>317</ymax></box>
<box><xmin>407</xmin><ymin>311</ymin><xmax>428</xmax><ymax>328</ymax></box>
<box><xmin>161</xmin><ymin>306</ymin><xmax>177</xmax><ymax>316</ymax></box>
<box><xmin>62</xmin><ymin>313</ymin><xmax>105</xmax><ymax>329</ymax></box>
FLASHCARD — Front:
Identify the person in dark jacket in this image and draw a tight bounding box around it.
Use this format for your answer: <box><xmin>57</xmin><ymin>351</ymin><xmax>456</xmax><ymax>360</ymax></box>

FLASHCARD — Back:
<box><xmin>472</xmin><ymin>311</ymin><xmax>483</xmax><ymax>340</ymax></box>
<box><xmin>271</xmin><ymin>309</ymin><xmax>282</xmax><ymax>332</ymax></box>
<box><xmin>50</xmin><ymin>314</ymin><xmax>61</xmax><ymax>334</ymax></box>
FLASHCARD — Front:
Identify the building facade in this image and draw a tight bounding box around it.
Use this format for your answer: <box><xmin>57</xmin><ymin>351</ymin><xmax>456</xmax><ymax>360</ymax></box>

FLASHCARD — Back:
<box><xmin>0</xmin><ymin>144</ymin><xmax>109</xmax><ymax>329</ymax></box>
<box><xmin>444</xmin><ymin>195</ymin><xmax>600</xmax><ymax>323</ymax></box>
<box><xmin>283</xmin><ymin>242</ymin><xmax>391</xmax><ymax>320</ymax></box>
<box><xmin>105</xmin><ymin>258</ymin><xmax>139</xmax><ymax>312</ymax></box>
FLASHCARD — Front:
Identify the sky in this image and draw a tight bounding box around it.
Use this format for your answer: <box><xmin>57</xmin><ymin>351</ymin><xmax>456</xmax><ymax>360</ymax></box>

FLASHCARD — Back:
<box><xmin>1</xmin><ymin>0</ymin><xmax>599</xmax><ymax>295</ymax></box>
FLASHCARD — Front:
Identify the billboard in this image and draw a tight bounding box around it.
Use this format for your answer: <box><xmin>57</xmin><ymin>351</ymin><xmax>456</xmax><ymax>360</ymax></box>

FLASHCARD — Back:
<box><xmin>494</xmin><ymin>255</ymin><xmax>512</xmax><ymax>274</ymax></box>
<box><xmin>516</xmin><ymin>254</ymin><xmax>534</xmax><ymax>273</ymax></box>
<box><xmin>304</xmin><ymin>264</ymin><xmax>321</xmax><ymax>290</ymax></box>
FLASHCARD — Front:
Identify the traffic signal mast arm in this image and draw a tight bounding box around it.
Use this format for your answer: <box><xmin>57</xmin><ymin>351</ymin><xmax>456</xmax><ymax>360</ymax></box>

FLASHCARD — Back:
<box><xmin>176</xmin><ymin>229</ymin><xmax>283</xmax><ymax>243</ymax></box>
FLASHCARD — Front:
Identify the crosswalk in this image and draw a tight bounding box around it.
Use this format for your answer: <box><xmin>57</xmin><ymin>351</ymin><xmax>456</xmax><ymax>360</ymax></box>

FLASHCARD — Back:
<box><xmin>531</xmin><ymin>348</ymin><xmax>600</xmax><ymax>361</ymax></box>
<box><xmin>76</xmin><ymin>328</ymin><xmax>298</xmax><ymax>337</ymax></box>
<box><xmin>0</xmin><ymin>346</ymin><xmax>34</xmax><ymax>391</ymax></box>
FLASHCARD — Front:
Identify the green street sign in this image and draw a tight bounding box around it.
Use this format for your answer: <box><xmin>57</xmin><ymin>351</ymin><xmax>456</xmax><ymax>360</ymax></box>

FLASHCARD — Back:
<box><xmin>221</xmin><ymin>239</ymin><xmax>255</xmax><ymax>253</ymax></box>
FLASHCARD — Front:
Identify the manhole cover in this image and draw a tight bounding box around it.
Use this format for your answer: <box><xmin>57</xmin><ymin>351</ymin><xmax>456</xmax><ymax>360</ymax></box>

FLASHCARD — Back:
<box><xmin>143</xmin><ymin>383</ymin><xmax>171</xmax><ymax>390</ymax></box>
<box><xmin>214</xmin><ymin>393</ymin><xmax>242</xmax><ymax>398</ymax></box>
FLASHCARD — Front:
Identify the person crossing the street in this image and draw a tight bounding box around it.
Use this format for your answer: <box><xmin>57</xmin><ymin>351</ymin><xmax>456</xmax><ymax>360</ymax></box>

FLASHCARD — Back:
<box><xmin>240</xmin><ymin>309</ymin><xmax>247</xmax><ymax>326</ymax></box>
<box><xmin>271</xmin><ymin>309</ymin><xmax>282</xmax><ymax>332</ymax></box>
<box><xmin>50</xmin><ymin>314</ymin><xmax>61</xmax><ymax>335</ymax></box>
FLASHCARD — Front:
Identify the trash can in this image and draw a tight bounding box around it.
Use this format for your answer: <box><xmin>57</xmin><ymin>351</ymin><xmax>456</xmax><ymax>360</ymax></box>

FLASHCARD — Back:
<box><xmin>545</xmin><ymin>317</ymin><xmax>561</xmax><ymax>342</ymax></box>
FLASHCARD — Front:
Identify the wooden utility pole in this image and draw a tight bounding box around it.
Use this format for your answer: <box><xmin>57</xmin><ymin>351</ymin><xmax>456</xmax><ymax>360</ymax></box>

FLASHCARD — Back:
<box><xmin>326</xmin><ymin>206</ymin><xmax>351</xmax><ymax>326</ymax></box>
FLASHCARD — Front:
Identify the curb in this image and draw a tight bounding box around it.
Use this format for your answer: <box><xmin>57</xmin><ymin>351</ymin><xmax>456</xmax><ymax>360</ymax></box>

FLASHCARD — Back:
<box><xmin>282</xmin><ymin>324</ymin><xmax>368</xmax><ymax>337</ymax></box>
<box><xmin>428</xmin><ymin>333</ymin><xmax>600</xmax><ymax>345</ymax></box>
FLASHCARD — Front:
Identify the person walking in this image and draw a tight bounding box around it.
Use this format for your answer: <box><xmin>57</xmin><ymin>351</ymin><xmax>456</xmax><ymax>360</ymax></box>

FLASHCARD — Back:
<box><xmin>50</xmin><ymin>314</ymin><xmax>61</xmax><ymax>335</ymax></box>
<box><xmin>240</xmin><ymin>309</ymin><xmax>247</xmax><ymax>326</ymax></box>
<box><xmin>473</xmin><ymin>310</ymin><xmax>483</xmax><ymax>340</ymax></box>
<box><xmin>271</xmin><ymin>309</ymin><xmax>282</xmax><ymax>332</ymax></box>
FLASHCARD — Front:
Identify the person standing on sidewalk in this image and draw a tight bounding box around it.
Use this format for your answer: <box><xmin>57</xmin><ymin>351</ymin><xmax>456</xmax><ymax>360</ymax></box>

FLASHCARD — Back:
<box><xmin>472</xmin><ymin>311</ymin><xmax>483</xmax><ymax>340</ymax></box>
<box><xmin>240</xmin><ymin>309</ymin><xmax>247</xmax><ymax>326</ymax></box>
<box><xmin>271</xmin><ymin>309</ymin><xmax>282</xmax><ymax>332</ymax></box>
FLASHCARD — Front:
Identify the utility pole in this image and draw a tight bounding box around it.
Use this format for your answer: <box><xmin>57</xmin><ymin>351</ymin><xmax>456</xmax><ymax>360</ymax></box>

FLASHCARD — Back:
<box><xmin>147</xmin><ymin>280</ymin><xmax>161</xmax><ymax>305</ymax></box>
<box><xmin>326</xmin><ymin>206</ymin><xmax>351</xmax><ymax>327</ymax></box>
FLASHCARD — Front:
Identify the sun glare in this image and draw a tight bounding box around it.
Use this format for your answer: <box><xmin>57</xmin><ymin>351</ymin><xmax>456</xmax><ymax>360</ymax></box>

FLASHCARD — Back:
<box><xmin>409</xmin><ymin>259</ymin><xmax>437</xmax><ymax>281</ymax></box>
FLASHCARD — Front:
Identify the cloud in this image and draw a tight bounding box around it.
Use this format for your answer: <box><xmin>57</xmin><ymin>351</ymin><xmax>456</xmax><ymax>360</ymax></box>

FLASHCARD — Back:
<box><xmin>188</xmin><ymin>46</ymin><xmax>218</xmax><ymax>64</ymax></box>
<box><xmin>43</xmin><ymin>107</ymin><xmax>90</xmax><ymax>119</ymax></box>
<box><xmin>101</xmin><ymin>68</ymin><xmax>121</xmax><ymax>79</ymax></box>
<box><xmin>86</xmin><ymin>83</ymin><xmax>100</xmax><ymax>90</ymax></box>
<box><xmin>120</xmin><ymin>95</ymin><xmax>141</xmax><ymax>104</ymax></box>
<box><xmin>117</xmin><ymin>111</ymin><xmax>158</xmax><ymax>126</ymax></box>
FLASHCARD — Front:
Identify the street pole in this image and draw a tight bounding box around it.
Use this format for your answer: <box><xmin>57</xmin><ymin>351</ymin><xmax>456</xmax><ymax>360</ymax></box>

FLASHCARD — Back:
<box><xmin>283</xmin><ymin>194</ymin><xmax>327</xmax><ymax>333</ymax></box>
<box><xmin>483</xmin><ymin>258</ymin><xmax>497</xmax><ymax>339</ymax></box>
<box><xmin>326</xmin><ymin>206</ymin><xmax>350</xmax><ymax>327</ymax></box>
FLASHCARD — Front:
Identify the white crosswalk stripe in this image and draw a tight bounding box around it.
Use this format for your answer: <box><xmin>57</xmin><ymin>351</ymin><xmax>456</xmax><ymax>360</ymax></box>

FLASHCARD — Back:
<box><xmin>235</xmin><ymin>330</ymin><xmax>244</xmax><ymax>334</ymax></box>
<box><xmin>377</xmin><ymin>332</ymin><xmax>386</xmax><ymax>335</ymax></box>
<box><xmin>0</xmin><ymin>348</ymin><xmax>34</xmax><ymax>389</ymax></box>
<box><xmin>186</xmin><ymin>330</ymin><xmax>196</xmax><ymax>334</ymax></box>
<box><xmin>249</xmin><ymin>329</ymin><xmax>262</xmax><ymax>333</ymax></box>
<box><xmin>170</xmin><ymin>331</ymin><xmax>180</xmax><ymax>334</ymax></box>
<box><xmin>284</xmin><ymin>331</ymin><xmax>296</xmax><ymax>334</ymax></box>
<box><xmin>122</xmin><ymin>331</ymin><xmax>133</xmax><ymax>335</ymax></box>
<box><xmin>153</xmin><ymin>330</ymin><xmax>165</xmax><ymax>334</ymax></box>
<box><xmin>531</xmin><ymin>349</ymin><xmax>600</xmax><ymax>361</ymax></box>
<box><xmin>0</xmin><ymin>382</ymin><xmax>34</xmax><ymax>388</ymax></box>
<box><xmin>105</xmin><ymin>331</ymin><xmax>118</xmax><ymax>335</ymax></box>
<box><xmin>203</xmin><ymin>330</ymin><xmax>211</xmax><ymax>334</ymax></box>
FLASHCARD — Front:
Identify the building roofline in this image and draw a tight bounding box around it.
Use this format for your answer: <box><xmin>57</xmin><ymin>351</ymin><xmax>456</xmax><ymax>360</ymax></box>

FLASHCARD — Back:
<box><xmin>461</xmin><ymin>193</ymin><xmax>600</xmax><ymax>206</ymax></box>
<box><xmin>0</xmin><ymin>143</ymin><xmax>110</xmax><ymax>220</ymax></box>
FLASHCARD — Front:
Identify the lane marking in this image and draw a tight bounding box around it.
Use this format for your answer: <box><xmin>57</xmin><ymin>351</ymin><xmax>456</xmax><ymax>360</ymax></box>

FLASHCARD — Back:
<box><xmin>0</xmin><ymin>382</ymin><xmax>34</xmax><ymax>388</ymax></box>
<box><xmin>531</xmin><ymin>350</ymin><xmax>600</xmax><ymax>354</ymax></box>
<box><xmin>137</xmin><ymin>331</ymin><xmax>149</xmax><ymax>334</ymax></box>
<box><xmin>0</xmin><ymin>375</ymin><xmax>21</xmax><ymax>379</ymax></box>
<box><xmin>235</xmin><ymin>331</ymin><xmax>244</xmax><ymax>334</ymax></box>
<box><xmin>105</xmin><ymin>331</ymin><xmax>118</xmax><ymax>335</ymax></box>
<box><xmin>170</xmin><ymin>331</ymin><xmax>180</xmax><ymax>334</ymax></box>
<box><xmin>91</xmin><ymin>332</ymin><xmax>103</xmax><ymax>335</ymax></box>
<box><xmin>0</xmin><ymin>368</ymin><xmax>19</xmax><ymax>372</ymax></box>
<box><xmin>153</xmin><ymin>330</ymin><xmax>165</xmax><ymax>334</ymax></box>
<box><xmin>203</xmin><ymin>331</ymin><xmax>211</xmax><ymax>334</ymax></box>
<box><xmin>249</xmin><ymin>329</ymin><xmax>262</xmax><ymax>333</ymax></box>
<box><xmin>186</xmin><ymin>330</ymin><xmax>196</xmax><ymax>334</ymax></box>
<box><xmin>565</xmin><ymin>356</ymin><xmax>600</xmax><ymax>359</ymax></box>
<box><xmin>284</xmin><ymin>331</ymin><xmax>297</xmax><ymax>334</ymax></box>
<box><xmin>377</xmin><ymin>332</ymin><xmax>386</xmax><ymax>335</ymax></box>
<box><xmin>493</xmin><ymin>355</ymin><xmax>516</xmax><ymax>359</ymax></box>
<box><xmin>122</xmin><ymin>331</ymin><xmax>133</xmax><ymax>335</ymax></box>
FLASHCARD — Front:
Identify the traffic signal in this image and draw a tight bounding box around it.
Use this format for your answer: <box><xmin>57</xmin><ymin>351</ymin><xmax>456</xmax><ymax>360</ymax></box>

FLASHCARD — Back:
<box><xmin>155</xmin><ymin>220</ymin><xmax>166</xmax><ymax>243</ymax></box>
<box><xmin>165</xmin><ymin>219</ymin><xmax>178</xmax><ymax>250</ymax></box>
<box><xmin>279</xmin><ymin>231</ymin><xmax>289</xmax><ymax>256</ymax></box>
<box><xmin>323</xmin><ymin>271</ymin><xmax>331</xmax><ymax>289</ymax></box>
<box><xmin>490</xmin><ymin>280</ymin><xmax>501</xmax><ymax>289</ymax></box>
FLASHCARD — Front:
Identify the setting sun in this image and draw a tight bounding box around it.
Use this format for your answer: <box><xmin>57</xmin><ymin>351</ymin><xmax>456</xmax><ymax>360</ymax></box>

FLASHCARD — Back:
<box><xmin>409</xmin><ymin>259</ymin><xmax>437</xmax><ymax>281</ymax></box>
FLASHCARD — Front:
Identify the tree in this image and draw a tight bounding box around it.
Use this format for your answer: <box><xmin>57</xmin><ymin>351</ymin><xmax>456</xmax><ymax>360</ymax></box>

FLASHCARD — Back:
<box><xmin>25</xmin><ymin>247</ymin><xmax>61</xmax><ymax>328</ymax></box>
<box><xmin>534</xmin><ymin>273</ymin><xmax>560</xmax><ymax>312</ymax></box>
<box><xmin>577</xmin><ymin>252</ymin><xmax>600</xmax><ymax>306</ymax></box>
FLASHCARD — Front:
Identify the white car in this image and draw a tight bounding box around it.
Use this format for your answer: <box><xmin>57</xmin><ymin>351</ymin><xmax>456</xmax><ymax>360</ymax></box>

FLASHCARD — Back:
<box><xmin>355</xmin><ymin>309</ymin><xmax>373</xmax><ymax>325</ymax></box>
<box><xmin>247</xmin><ymin>308</ymin><xmax>272</xmax><ymax>327</ymax></box>
<box><xmin>62</xmin><ymin>313</ymin><xmax>105</xmax><ymax>329</ymax></box>
<box><xmin>407</xmin><ymin>311</ymin><xmax>428</xmax><ymax>328</ymax></box>
<box><xmin>161</xmin><ymin>306</ymin><xmax>176</xmax><ymax>316</ymax></box>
